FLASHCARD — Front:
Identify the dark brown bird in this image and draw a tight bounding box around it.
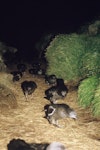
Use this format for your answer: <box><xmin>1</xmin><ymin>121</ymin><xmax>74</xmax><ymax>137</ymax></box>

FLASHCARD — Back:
<box><xmin>44</xmin><ymin>79</ymin><xmax>68</xmax><ymax>103</ymax></box>
<box><xmin>21</xmin><ymin>80</ymin><xmax>37</xmax><ymax>101</ymax></box>
<box><xmin>45</xmin><ymin>74</ymin><xmax>57</xmax><ymax>86</ymax></box>
<box><xmin>17</xmin><ymin>63</ymin><xmax>27</xmax><ymax>73</ymax></box>
<box><xmin>10</xmin><ymin>71</ymin><xmax>22</xmax><ymax>82</ymax></box>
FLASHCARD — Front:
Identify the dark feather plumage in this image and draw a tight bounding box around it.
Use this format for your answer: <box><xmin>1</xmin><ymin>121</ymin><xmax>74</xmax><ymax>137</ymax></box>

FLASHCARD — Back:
<box><xmin>21</xmin><ymin>80</ymin><xmax>37</xmax><ymax>101</ymax></box>
<box><xmin>45</xmin><ymin>74</ymin><xmax>57</xmax><ymax>85</ymax></box>
<box><xmin>44</xmin><ymin>79</ymin><xmax>68</xmax><ymax>103</ymax></box>
<box><xmin>10</xmin><ymin>71</ymin><xmax>22</xmax><ymax>82</ymax></box>
<box><xmin>7</xmin><ymin>139</ymin><xmax>66</xmax><ymax>150</ymax></box>
<box><xmin>17</xmin><ymin>63</ymin><xmax>27</xmax><ymax>73</ymax></box>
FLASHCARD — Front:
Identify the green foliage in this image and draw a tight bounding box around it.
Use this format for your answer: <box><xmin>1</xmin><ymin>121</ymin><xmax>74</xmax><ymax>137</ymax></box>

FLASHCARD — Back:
<box><xmin>46</xmin><ymin>33</ymin><xmax>85</xmax><ymax>80</ymax></box>
<box><xmin>78</xmin><ymin>76</ymin><xmax>99</xmax><ymax>108</ymax></box>
<box><xmin>84</xmin><ymin>34</ymin><xmax>100</xmax><ymax>53</ymax></box>
<box><xmin>46</xmin><ymin>33</ymin><xmax>100</xmax><ymax>81</ymax></box>
<box><xmin>45</xmin><ymin>25</ymin><xmax>100</xmax><ymax>116</ymax></box>
<box><xmin>80</xmin><ymin>51</ymin><xmax>100</xmax><ymax>77</ymax></box>
<box><xmin>80</xmin><ymin>34</ymin><xmax>100</xmax><ymax>77</ymax></box>
<box><xmin>92</xmin><ymin>83</ymin><xmax>100</xmax><ymax>116</ymax></box>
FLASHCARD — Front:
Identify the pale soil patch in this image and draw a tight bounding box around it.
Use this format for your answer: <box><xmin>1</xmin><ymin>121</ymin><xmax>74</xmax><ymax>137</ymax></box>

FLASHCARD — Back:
<box><xmin>0</xmin><ymin>73</ymin><xmax>100</xmax><ymax>150</ymax></box>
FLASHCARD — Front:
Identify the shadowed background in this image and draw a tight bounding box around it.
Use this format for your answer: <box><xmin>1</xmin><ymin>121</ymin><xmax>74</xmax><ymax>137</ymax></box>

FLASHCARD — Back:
<box><xmin>0</xmin><ymin>0</ymin><xmax>100</xmax><ymax>60</ymax></box>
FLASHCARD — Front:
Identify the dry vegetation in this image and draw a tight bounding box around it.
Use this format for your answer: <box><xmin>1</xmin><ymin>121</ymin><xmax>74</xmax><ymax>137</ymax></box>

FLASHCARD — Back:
<box><xmin>0</xmin><ymin>71</ymin><xmax>100</xmax><ymax>150</ymax></box>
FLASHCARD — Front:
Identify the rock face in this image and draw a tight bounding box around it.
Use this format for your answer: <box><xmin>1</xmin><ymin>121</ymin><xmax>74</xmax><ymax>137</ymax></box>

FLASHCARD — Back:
<box><xmin>0</xmin><ymin>84</ymin><xmax>18</xmax><ymax>111</ymax></box>
<box><xmin>0</xmin><ymin>58</ymin><xmax>7</xmax><ymax>72</ymax></box>
<box><xmin>0</xmin><ymin>72</ymin><xmax>18</xmax><ymax>112</ymax></box>
<box><xmin>88</xmin><ymin>20</ymin><xmax>100</xmax><ymax>36</ymax></box>
<box><xmin>0</xmin><ymin>41</ymin><xmax>17</xmax><ymax>72</ymax></box>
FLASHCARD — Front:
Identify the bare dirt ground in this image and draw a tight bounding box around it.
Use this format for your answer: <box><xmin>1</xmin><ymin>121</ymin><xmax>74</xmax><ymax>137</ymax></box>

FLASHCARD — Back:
<box><xmin>0</xmin><ymin>70</ymin><xmax>100</xmax><ymax>150</ymax></box>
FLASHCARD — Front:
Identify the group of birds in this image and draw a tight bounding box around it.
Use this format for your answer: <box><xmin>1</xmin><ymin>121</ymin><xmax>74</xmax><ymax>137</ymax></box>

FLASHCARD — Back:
<box><xmin>10</xmin><ymin>61</ymin><xmax>45</xmax><ymax>82</ymax></box>
<box><xmin>7</xmin><ymin>62</ymin><xmax>77</xmax><ymax>150</ymax></box>
<box><xmin>10</xmin><ymin>63</ymin><xmax>77</xmax><ymax>128</ymax></box>
<box><xmin>44</xmin><ymin>75</ymin><xmax>77</xmax><ymax>127</ymax></box>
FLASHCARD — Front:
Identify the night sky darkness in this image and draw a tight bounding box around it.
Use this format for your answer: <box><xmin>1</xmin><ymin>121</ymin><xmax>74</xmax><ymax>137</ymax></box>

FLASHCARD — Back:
<box><xmin>0</xmin><ymin>0</ymin><xmax>100</xmax><ymax>60</ymax></box>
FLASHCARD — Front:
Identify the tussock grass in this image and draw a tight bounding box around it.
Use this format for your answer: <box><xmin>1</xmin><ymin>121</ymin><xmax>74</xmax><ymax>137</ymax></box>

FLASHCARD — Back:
<box><xmin>78</xmin><ymin>76</ymin><xmax>99</xmax><ymax>108</ymax></box>
<box><xmin>46</xmin><ymin>33</ymin><xmax>85</xmax><ymax>81</ymax></box>
<box><xmin>92</xmin><ymin>83</ymin><xmax>100</xmax><ymax>116</ymax></box>
<box><xmin>45</xmin><ymin>30</ymin><xmax>100</xmax><ymax>116</ymax></box>
<box><xmin>80</xmin><ymin>51</ymin><xmax>100</xmax><ymax>77</ymax></box>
